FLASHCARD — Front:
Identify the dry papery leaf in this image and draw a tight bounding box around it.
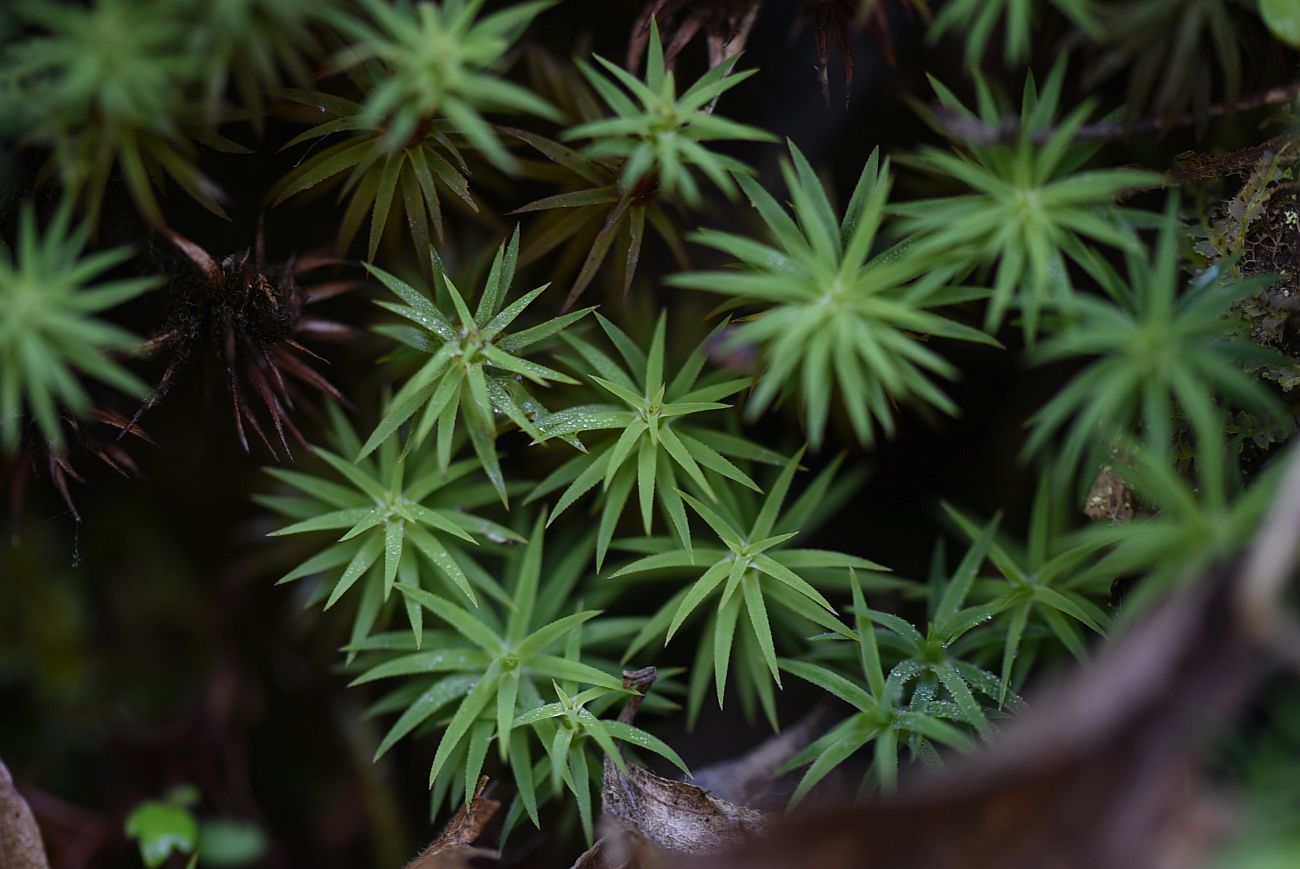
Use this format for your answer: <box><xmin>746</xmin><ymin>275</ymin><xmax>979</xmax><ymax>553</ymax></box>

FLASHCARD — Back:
<box><xmin>571</xmin><ymin>672</ymin><xmax>828</xmax><ymax>869</ymax></box>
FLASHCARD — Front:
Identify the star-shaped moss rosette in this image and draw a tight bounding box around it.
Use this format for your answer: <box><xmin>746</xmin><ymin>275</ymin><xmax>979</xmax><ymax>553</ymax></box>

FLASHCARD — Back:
<box><xmin>362</xmin><ymin>228</ymin><xmax>593</xmax><ymax>503</ymax></box>
<box><xmin>613</xmin><ymin>450</ymin><xmax>894</xmax><ymax>728</ymax></box>
<box><xmin>349</xmin><ymin>511</ymin><xmax>684</xmax><ymax>828</ymax></box>
<box><xmin>1</xmin><ymin>0</ymin><xmax>240</xmax><ymax>229</ymax></box>
<box><xmin>1087</xmin><ymin>0</ymin><xmax>1258</xmax><ymax>121</ymax></box>
<box><xmin>894</xmin><ymin>61</ymin><xmax>1159</xmax><ymax>341</ymax></box>
<box><xmin>1080</xmin><ymin>434</ymin><xmax>1285</xmax><ymax>613</ymax></box>
<box><xmin>941</xmin><ymin>473</ymin><xmax>1110</xmax><ymax>706</ymax></box>
<box><xmin>669</xmin><ymin>140</ymin><xmax>998</xmax><ymax>449</ymax></box>
<box><xmin>565</xmin><ymin>19</ymin><xmax>772</xmax><ymax>208</ymax></box>
<box><xmin>259</xmin><ymin>402</ymin><xmax>521</xmax><ymax>651</ymax></box>
<box><xmin>505</xmin><ymin>51</ymin><xmax>688</xmax><ymax>307</ymax></box>
<box><xmin>844</xmin><ymin>531</ymin><xmax>1020</xmax><ymax>742</ymax></box>
<box><xmin>928</xmin><ymin>0</ymin><xmax>1100</xmax><ymax>68</ymax></box>
<box><xmin>526</xmin><ymin>311</ymin><xmax>783</xmax><ymax>569</ymax></box>
<box><xmin>507</xmin><ymin>127</ymin><xmax>690</xmax><ymax>310</ymax></box>
<box><xmin>187</xmin><ymin>0</ymin><xmax>337</xmax><ymax>130</ymax></box>
<box><xmin>511</xmin><ymin>20</ymin><xmax>770</xmax><ymax>309</ymax></box>
<box><xmin>778</xmin><ymin>570</ymin><xmax>974</xmax><ymax>804</ymax></box>
<box><xmin>1</xmin><ymin>201</ymin><xmax>158</xmax><ymax>454</ymax></box>
<box><xmin>270</xmin><ymin>0</ymin><xmax>558</xmax><ymax>264</ymax></box>
<box><xmin>1023</xmin><ymin>196</ymin><xmax>1284</xmax><ymax>483</ymax></box>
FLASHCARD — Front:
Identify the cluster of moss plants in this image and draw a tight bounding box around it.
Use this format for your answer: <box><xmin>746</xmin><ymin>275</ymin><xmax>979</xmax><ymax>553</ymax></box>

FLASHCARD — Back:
<box><xmin>4</xmin><ymin>0</ymin><xmax>1300</xmax><ymax>865</ymax></box>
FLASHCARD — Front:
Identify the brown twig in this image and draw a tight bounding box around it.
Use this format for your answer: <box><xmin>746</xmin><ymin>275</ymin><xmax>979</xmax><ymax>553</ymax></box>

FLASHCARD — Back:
<box><xmin>404</xmin><ymin>776</ymin><xmax>500</xmax><ymax>869</ymax></box>
<box><xmin>617</xmin><ymin>667</ymin><xmax>660</xmax><ymax>725</ymax></box>
<box><xmin>934</xmin><ymin>82</ymin><xmax>1300</xmax><ymax>147</ymax></box>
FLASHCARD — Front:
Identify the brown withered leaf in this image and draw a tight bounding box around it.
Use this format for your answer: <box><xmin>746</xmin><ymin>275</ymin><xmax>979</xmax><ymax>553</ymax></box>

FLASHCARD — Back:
<box><xmin>573</xmin><ymin>673</ymin><xmax>830</xmax><ymax>868</ymax></box>
<box><xmin>128</xmin><ymin>223</ymin><xmax>357</xmax><ymax>460</ymax></box>
<box><xmin>600</xmin><ymin>761</ymin><xmax>768</xmax><ymax>856</ymax></box>
<box><xmin>0</xmin><ymin>758</ymin><xmax>50</xmax><ymax>869</ymax></box>
<box><xmin>572</xmin><ymin>768</ymin><xmax>766</xmax><ymax>869</ymax></box>
<box><xmin>404</xmin><ymin>776</ymin><xmax>499</xmax><ymax>869</ymax></box>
